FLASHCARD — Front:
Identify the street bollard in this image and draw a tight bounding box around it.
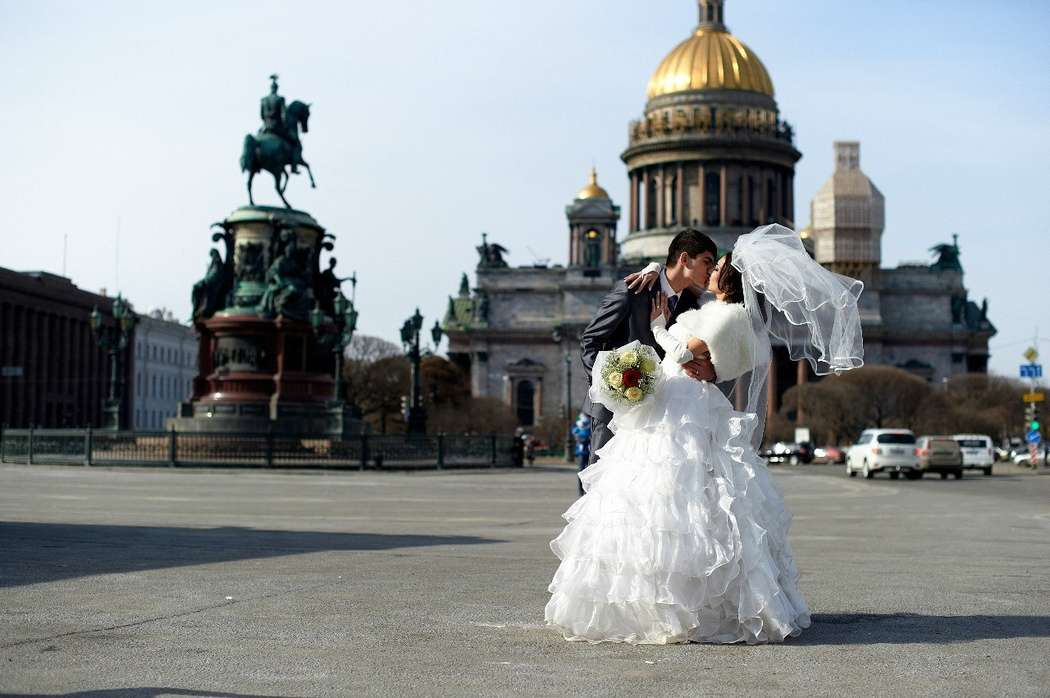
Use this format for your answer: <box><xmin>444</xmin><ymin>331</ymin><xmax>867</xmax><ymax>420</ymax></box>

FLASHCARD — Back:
<box><xmin>168</xmin><ymin>427</ymin><xmax>177</xmax><ymax>467</ymax></box>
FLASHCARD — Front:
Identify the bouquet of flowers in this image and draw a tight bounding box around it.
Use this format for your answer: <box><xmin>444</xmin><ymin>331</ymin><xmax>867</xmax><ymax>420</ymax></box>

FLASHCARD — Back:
<box><xmin>595</xmin><ymin>341</ymin><xmax>662</xmax><ymax>407</ymax></box>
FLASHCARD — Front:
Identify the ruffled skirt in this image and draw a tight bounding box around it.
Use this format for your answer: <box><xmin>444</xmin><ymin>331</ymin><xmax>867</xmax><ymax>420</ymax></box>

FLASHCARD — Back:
<box><xmin>544</xmin><ymin>373</ymin><xmax>811</xmax><ymax>644</ymax></box>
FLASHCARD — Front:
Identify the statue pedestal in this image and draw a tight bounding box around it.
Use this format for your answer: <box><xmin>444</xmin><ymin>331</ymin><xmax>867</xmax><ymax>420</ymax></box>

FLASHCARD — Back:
<box><xmin>171</xmin><ymin>205</ymin><xmax>339</xmax><ymax>435</ymax></box>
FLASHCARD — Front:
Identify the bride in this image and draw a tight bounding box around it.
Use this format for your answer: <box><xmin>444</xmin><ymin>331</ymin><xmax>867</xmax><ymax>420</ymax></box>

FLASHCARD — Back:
<box><xmin>544</xmin><ymin>224</ymin><xmax>864</xmax><ymax>645</ymax></box>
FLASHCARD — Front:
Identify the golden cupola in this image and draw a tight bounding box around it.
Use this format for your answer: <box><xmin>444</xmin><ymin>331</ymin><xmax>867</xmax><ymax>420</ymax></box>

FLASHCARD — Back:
<box><xmin>647</xmin><ymin>0</ymin><xmax>774</xmax><ymax>99</ymax></box>
<box><xmin>620</xmin><ymin>0</ymin><xmax>801</xmax><ymax>263</ymax></box>
<box><xmin>575</xmin><ymin>167</ymin><xmax>610</xmax><ymax>200</ymax></box>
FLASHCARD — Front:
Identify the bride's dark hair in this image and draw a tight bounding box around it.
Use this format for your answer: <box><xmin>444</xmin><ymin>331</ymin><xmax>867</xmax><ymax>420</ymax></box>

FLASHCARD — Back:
<box><xmin>718</xmin><ymin>252</ymin><xmax>746</xmax><ymax>305</ymax></box>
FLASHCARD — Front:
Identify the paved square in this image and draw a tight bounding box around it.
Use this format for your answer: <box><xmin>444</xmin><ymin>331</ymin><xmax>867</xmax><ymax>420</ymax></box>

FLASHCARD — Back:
<box><xmin>1</xmin><ymin>463</ymin><xmax>1048</xmax><ymax>696</ymax></box>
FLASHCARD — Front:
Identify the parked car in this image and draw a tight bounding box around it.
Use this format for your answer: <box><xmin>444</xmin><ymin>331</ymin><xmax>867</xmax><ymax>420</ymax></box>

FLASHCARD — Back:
<box><xmin>1013</xmin><ymin>444</ymin><xmax>1048</xmax><ymax>467</ymax></box>
<box><xmin>814</xmin><ymin>445</ymin><xmax>846</xmax><ymax>464</ymax></box>
<box><xmin>763</xmin><ymin>441</ymin><xmax>813</xmax><ymax>465</ymax></box>
<box><xmin>952</xmin><ymin>434</ymin><xmax>994</xmax><ymax>476</ymax></box>
<box><xmin>916</xmin><ymin>435</ymin><xmax>964</xmax><ymax>479</ymax></box>
<box><xmin>846</xmin><ymin>429</ymin><xmax>921</xmax><ymax>479</ymax></box>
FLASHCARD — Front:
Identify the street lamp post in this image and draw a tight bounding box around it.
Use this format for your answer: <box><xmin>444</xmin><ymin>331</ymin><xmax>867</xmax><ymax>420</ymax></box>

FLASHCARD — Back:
<box><xmin>552</xmin><ymin>328</ymin><xmax>574</xmax><ymax>462</ymax></box>
<box><xmin>310</xmin><ymin>275</ymin><xmax>359</xmax><ymax>436</ymax></box>
<box><xmin>400</xmin><ymin>308</ymin><xmax>428</xmax><ymax>434</ymax></box>
<box><xmin>89</xmin><ymin>295</ymin><xmax>137</xmax><ymax>430</ymax></box>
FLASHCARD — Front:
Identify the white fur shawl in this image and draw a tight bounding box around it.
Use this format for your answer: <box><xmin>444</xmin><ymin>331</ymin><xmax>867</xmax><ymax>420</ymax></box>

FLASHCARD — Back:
<box><xmin>671</xmin><ymin>300</ymin><xmax>754</xmax><ymax>382</ymax></box>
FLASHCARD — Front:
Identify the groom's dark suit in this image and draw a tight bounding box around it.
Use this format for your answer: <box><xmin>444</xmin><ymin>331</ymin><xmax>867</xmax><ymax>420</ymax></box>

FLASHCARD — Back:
<box><xmin>580</xmin><ymin>281</ymin><xmax>700</xmax><ymax>467</ymax></box>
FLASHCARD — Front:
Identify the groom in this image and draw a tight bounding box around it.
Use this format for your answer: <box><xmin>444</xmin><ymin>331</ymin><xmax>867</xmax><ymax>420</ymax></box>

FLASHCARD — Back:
<box><xmin>579</xmin><ymin>228</ymin><xmax>718</xmax><ymax>486</ymax></box>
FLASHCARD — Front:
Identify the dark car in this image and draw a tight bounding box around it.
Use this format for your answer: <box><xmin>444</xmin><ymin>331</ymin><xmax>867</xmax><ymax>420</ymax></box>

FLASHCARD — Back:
<box><xmin>763</xmin><ymin>441</ymin><xmax>813</xmax><ymax>465</ymax></box>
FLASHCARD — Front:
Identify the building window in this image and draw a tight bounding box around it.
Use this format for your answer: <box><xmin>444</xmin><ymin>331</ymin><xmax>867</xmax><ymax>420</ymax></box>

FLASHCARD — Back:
<box><xmin>584</xmin><ymin>229</ymin><xmax>602</xmax><ymax>268</ymax></box>
<box><xmin>727</xmin><ymin>175</ymin><xmax>741</xmax><ymax>226</ymax></box>
<box><xmin>515</xmin><ymin>380</ymin><xmax>535</xmax><ymax>426</ymax></box>
<box><xmin>704</xmin><ymin>171</ymin><xmax>721</xmax><ymax>225</ymax></box>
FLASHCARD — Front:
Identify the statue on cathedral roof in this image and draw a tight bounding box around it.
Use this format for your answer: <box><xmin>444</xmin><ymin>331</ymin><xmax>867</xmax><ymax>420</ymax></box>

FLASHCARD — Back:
<box><xmin>475</xmin><ymin>233</ymin><xmax>509</xmax><ymax>269</ymax></box>
<box><xmin>929</xmin><ymin>234</ymin><xmax>962</xmax><ymax>272</ymax></box>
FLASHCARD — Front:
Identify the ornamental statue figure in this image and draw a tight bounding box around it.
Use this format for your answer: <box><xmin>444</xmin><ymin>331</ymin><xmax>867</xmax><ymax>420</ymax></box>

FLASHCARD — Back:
<box><xmin>240</xmin><ymin>74</ymin><xmax>317</xmax><ymax>209</ymax></box>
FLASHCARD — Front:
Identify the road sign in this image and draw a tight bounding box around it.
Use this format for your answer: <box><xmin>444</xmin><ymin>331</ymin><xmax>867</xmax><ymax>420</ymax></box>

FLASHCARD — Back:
<box><xmin>1024</xmin><ymin>392</ymin><xmax>1046</xmax><ymax>402</ymax></box>
<box><xmin>1025</xmin><ymin>347</ymin><xmax>1039</xmax><ymax>363</ymax></box>
<box><xmin>1027</xmin><ymin>430</ymin><xmax>1042</xmax><ymax>445</ymax></box>
<box><xmin>1020</xmin><ymin>364</ymin><xmax>1043</xmax><ymax>378</ymax></box>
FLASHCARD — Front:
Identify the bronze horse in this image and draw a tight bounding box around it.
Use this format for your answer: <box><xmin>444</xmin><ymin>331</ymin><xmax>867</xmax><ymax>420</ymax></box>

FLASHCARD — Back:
<box><xmin>240</xmin><ymin>100</ymin><xmax>316</xmax><ymax>208</ymax></box>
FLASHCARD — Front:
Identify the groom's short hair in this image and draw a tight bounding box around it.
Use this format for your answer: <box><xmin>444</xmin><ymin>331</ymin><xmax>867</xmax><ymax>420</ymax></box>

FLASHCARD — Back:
<box><xmin>665</xmin><ymin>228</ymin><xmax>718</xmax><ymax>267</ymax></box>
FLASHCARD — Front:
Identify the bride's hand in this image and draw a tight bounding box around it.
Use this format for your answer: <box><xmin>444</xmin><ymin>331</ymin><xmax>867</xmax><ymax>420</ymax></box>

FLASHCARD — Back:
<box><xmin>650</xmin><ymin>293</ymin><xmax>669</xmax><ymax>322</ymax></box>
<box><xmin>626</xmin><ymin>268</ymin><xmax>659</xmax><ymax>293</ymax></box>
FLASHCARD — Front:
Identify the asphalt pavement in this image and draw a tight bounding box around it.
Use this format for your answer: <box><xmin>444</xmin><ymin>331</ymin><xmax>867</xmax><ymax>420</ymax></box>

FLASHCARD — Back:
<box><xmin>0</xmin><ymin>461</ymin><xmax>1048</xmax><ymax>697</ymax></box>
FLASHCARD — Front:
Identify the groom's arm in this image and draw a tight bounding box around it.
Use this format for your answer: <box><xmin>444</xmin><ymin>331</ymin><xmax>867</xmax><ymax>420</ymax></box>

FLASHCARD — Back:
<box><xmin>580</xmin><ymin>282</ymin><xmax>631</xmax><ymax>381</ymax></box>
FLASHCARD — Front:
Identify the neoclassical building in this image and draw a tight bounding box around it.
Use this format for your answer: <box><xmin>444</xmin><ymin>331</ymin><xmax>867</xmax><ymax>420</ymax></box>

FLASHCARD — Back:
<box><xmin>131</xmin><ymin>308</ymin><xmax>198</xmax><ymax>431</ymax></box>
<box><xmin>443</xmin><ymin>0</ymin><xmax>994</xmax><ymax>428</ymax></box>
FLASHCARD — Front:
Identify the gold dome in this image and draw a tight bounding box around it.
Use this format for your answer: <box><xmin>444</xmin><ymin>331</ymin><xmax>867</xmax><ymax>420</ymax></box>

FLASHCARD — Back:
<box><xmin>647</xmin><ymin>27</ymin><xmax>774</xmax><ymax>99</ymax></box>
<box><xmin>576</xmin><ymin>167</ymin><xmax>610</xmax><ymax>200</ymax></box>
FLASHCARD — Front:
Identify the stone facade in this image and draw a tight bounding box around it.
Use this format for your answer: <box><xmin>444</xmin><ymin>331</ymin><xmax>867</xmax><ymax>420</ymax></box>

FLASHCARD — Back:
<box><xmin>0</xmin><ymin>268</ymin><xmax>129</xmax><ymax>428</ymax></box>
<box><xmin>444</xmin><ymin>172</ymin><xmax>623</xmax><ymax>427</ymax></box>
<box><xmin>809</xmin><ymin>142</ymin><xmax>994</xmax><ymax>382</ymax></box>
<box><xmin>131</xmin><ymin>309</ymin><xmax>198</xmax><ymax>430</ymax></box>
<box><xmin>442</xmin><ymin>2</ymin><xmax>995</xmax><ymax>429</ymax></box>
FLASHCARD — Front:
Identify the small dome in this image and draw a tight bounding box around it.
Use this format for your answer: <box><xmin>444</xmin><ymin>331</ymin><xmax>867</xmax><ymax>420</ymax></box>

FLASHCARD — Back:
<box><xmin>576</xmin><ymin>167</ymin><xmax>610</xmax><ymax>200</ymax></box>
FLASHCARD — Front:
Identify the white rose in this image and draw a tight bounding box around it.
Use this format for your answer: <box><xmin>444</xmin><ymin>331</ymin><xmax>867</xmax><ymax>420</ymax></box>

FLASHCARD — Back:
<box><xmin>607</xmin><ymin>372</ymin><xmax>624</xmax><ymax>388</ymax></box>
<box><xmin>625</xmin><ymin>387</ymin><xmax>644</xmax><ymax>402</ymax></box>
<box><xmin>620</xmin><ymin>351</ymin><xmax>639</xmax><ymax>366</ymax></box>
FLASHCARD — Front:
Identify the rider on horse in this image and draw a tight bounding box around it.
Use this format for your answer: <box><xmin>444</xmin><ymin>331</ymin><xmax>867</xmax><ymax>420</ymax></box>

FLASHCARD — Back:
<box><xmin>259</xmin><ymin>75</ymin><xmax>300</xmax><ymax>173</ymax></box>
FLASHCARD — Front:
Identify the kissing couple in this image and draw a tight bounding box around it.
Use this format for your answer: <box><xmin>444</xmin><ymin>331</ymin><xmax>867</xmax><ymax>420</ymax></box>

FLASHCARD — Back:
<box><xmin>545</xmin><ymin>224</ymin><xmax>865</xmax><ymax>645</ymax></box>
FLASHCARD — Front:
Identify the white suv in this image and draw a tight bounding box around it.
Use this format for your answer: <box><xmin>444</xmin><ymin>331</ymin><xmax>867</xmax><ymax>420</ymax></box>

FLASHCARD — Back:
<box><xmin>846</xmin><ymin>429</ymin><xmax>921</xmax><ymax>480</ymax></box>
<box><xmin>952</xmin><ymin>434</ymin><xmax>994</xmax><ymax>476</ymax></box>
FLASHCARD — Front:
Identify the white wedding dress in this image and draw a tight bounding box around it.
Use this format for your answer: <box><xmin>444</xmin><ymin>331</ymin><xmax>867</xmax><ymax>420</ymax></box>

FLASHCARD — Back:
<box><xmin>544</xmin><ymin>300</ymin><xmax>812</xmax><ymax>644</ymax></box>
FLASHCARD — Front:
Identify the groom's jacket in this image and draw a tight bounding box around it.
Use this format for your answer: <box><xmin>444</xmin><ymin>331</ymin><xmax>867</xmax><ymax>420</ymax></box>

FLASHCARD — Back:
<box><xmin>579</xmin><ymin>281</ymin><xmax>699</xmax><ymax>422</ymax></box>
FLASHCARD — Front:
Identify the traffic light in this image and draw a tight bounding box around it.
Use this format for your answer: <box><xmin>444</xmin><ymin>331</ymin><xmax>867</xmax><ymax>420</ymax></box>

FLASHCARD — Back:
<box><xmin>1027</xmin><ymin>403</ymin><xmax>1041</xmax><ymax>431</ymax></box>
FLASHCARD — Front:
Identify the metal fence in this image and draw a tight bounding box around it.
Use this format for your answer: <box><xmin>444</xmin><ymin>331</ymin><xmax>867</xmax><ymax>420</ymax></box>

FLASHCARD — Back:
<box><xmin>0</xmin><ymin>428</ymin><xmax>517</xmax><ymax>470</ymax></box>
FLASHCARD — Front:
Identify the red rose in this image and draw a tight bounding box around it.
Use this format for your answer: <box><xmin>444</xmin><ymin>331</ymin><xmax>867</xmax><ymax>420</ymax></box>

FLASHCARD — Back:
<box><xmin>622</xmin><ymin>368</ymin><xmax>642</xmax><ymax>388</ymax></box>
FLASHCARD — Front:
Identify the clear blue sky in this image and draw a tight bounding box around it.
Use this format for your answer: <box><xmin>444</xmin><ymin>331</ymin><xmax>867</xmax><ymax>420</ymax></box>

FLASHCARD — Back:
<box><xmin>2</xmin><ymin>0</ymin><xmax>1047</xmax><ymax>377</ymax></box>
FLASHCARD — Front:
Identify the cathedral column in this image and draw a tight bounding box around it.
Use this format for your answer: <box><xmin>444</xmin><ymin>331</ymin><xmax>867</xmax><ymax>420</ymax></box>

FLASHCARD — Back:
<box><xmin>641</xmin><ymin>169</ymin><xmax>650</xmax><ymax>229</ymax></box>
<box><xmin>697</xmin><ymin>164</ymin><xmax>706</xmax><ymax>226</ymax></box>
<box><xmin>760</xmin><ymin>173</ymin><xmax>769</xmax><ymax>224</ymax></box>
<box><xmin>676</xmin><ymin>162</ymin><xmax>685</xmax><ymax>224</ymax></box>
<box><xmin>655</xmin><ymin>167</ymin><xmax>664</xmax><ymax>227</ymax></box>
<box><xmin>719</xmin><ymin>164</ymin><xmax>728</xmax><ymax>227</ymax></box>
<box><xmin>786</xmin><ymin>171</ymin><xmax>795</xmax><ymax>223</ymax></box>
<box><xmin>629</xmin><ymin>172</ymin><xmax>639</xmax><ymax>232</ymax></box>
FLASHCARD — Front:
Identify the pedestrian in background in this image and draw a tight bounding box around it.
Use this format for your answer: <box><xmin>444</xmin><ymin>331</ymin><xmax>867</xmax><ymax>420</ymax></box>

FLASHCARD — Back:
<box><xmin>572</xmin><ymin>413</ymin><xmax>591</xmax><ymax>496</ymax></box>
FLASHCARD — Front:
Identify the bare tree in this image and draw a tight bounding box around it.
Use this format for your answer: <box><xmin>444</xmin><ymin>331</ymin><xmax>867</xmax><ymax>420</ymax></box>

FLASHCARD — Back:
<box><xmin>347</xmin><ymin>334</ymin><xmax>402</xmax><ymax>363</ymax></box>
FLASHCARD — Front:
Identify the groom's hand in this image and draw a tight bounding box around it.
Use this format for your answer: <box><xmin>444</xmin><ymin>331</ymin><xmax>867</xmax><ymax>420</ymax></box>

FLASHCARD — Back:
<box><xmin>683</xmin><ymin>356</ymin><xmax>716</xmax><ymax>382</ymax></box>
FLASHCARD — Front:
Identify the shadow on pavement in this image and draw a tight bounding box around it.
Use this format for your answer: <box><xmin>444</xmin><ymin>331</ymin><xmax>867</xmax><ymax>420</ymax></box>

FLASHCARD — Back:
<box><xmin>1</xmin><ymin>690</ymin><xmax>289</xmax><ymax>698</ymax></box>
<box><xmin>0</xmin><ymin>521</ymin><xmax>504</xmax><ymax>588</ymax></box>
<box><xmin>797</xmin><ymin>612</ymin><xmax>1050</xmax><ymax>645</ymax></box>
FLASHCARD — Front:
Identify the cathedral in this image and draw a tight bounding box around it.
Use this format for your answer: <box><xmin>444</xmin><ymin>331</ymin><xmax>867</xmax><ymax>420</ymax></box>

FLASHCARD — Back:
<box><xmin>442</xmin><ymin>0</ymin><xmax>995</xmax><ymax>430</ymax></box>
